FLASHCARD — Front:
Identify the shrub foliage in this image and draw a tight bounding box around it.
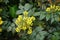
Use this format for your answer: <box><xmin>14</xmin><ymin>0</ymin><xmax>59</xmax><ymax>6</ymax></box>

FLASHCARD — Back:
<box><xmin>0</xmin><ymin>0</ymin><xmax>60</xmax><ymax>40</ymax></box>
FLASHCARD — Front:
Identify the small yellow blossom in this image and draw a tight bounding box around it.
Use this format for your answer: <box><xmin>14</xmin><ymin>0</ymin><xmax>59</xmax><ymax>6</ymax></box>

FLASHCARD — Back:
<box><xmin>30</xmin><ymin>16</ymin><xmax>35</xmax><ymax>21</ymax></box>
<box><xmin>50</xmin><ymin>5</ymin><xmax>55</xmax><ymax>9</ymax></box>
<box><xmin>56</xmin><ymin>6</ymin><xmax>59</xmax><ymax>8</ymax></box>
<box><xmin>27</xmin><ymin>28</ymin><xmax>32</xmax><ymax>34</ymax></box>
<box><xmin>22</xmin><ymin>26</ymin><xmax>27</xmax><ymax>30</ymax></box>
<box><xmin>50</xmin><ymin>5</ymin><xmax>53</xmax><ymax>8</ymax></box>
<box><xmin>0</xmin><ymin>21</ymin><xmax>3</xmax><ymax>25</ymax></box>
<box><xmin>17</xmin><ymin>15</ymin><xmax>22</xmax><ymax>22</ymax></box>
<box><xmin>0</xmin><ymin>17</ymin><xmax>3</xmax><ymax>25</ymax></box>
<box><xmin>46</xmin><ymin>5</ymin><xmax>60</xmax><ymax>12</ymax></box>
<box><xmin>55</xmin><ymin>6</ymin><xmax>59</xmax><ymax>11</ymax></box>
<box><xmin>15</xmin><ymin>20</ymin><xmax>19</xmax><ymax>25</ymax></box>
<box><xmin>23</xmin><ymin>11</ymin><xmax>28</xmax><ymax>16</ymax></box>
<box><xmin>26</xmin><ymin>18</ymin><xmax>32</xmax><ymax>25</ymax></box>
<box><xmin>46</xmin><ymin>7</ymin><xmax>50</xmax><ymax>12</ymax></box>
<box><xmin>15</xmin><ymin>27</ymin><xmax>21</xmax><ymax>32</ymax></box>
<box><xmin>15</xmin><ymin>15</ymin><xmax>22</xmax><ymax>26</ymax></box>
<box><xmin>0</xmin><ymin>27</ymin><xmax>2</xmax><ymax>32</ymax></box>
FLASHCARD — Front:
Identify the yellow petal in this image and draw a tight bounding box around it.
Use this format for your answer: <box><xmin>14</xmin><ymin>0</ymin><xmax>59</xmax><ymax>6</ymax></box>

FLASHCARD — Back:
<box><xmin>0</xmin><ymin>21</ymin><xmax>3</xmax><ymax>25</ymax></box>
<box><xmin>23</xmin><ymin>11</ymin><xmax>28</xmax><ymax>16</ymax></box>
<box><xmin>27</xmin><ymin>29</ymin><xmax>32</xmax><ymax>34</ymax></box>
<box><xmin>46</xmin><ymin>7</ymin><xmax>50</xmax><ymax>12</ymax></box>
<box><xmin>15</xmin><ymin>27</ymin><xmax>20</xmax><ymax>32</ymax></box>
<box><xmin>22</xmin><ymin>26</ymin><xmax>27</xmax><ymax>30</ymax></box>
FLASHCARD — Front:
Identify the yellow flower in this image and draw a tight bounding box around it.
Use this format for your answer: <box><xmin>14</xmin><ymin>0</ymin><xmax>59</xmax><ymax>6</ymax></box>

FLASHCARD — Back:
<box><xmin>27</xmin><ymin>28</ymin><xmax>32</xmax><ymax>34</ymax></box>
<box><xmin>50</xmin><ymin>5</ymin><xmax>55</xmax><ymax>9</ymax></box>
<box><xmin>17</xmin><ymin>15</ymin><xmax>22</xmax><ymax>21</ymax></box>
<box><xmin>46</xmin><ymin>7</ymin><xmax>50</xmax><ymax>12</ymax></box>
<box><xmin>23</xmin><ymin>17</ymin><xmax>28</xmax><ymax>21</ymax></box>
<box><xmin>26</xmin><ymin>18</ymin><xmax>32</xmax><ymax>25</ymax></box>
<box><xmin>0</xmin><ymin>17</ymin><xmax>3</xmax><ymax>25</ymax></box>
<box><xmin>23</xmin><ymin>11</ymin><xmax>28</xmax><ymax>16</ymax></box>
<box><xmin>15</xmin><ymin>20</ymin><xmax>19</xmax><ymax>25</ymax></box>
<box><xmin>15</xmin><ymin>27</ymin><xmax>20</xmax><ymax>32</ymax></box>
<box><xmin>58</xmin><ymin>8</ymin><xmax>60</xmax><ymax>11</ymax></box>
<box><xmin>30</xmin><ymin>16</ymin><xmax>35</xmax><ymax>21</ymax></box>
<box><xmin>0</xmin><ymin>27</ymin><xmax>2</xmax><ymax>32</ymax></box>
<box><xmin>46</xmin><ymin>5</ymin><xmax>60</xmax><ymax>12</ymax></box>
<box><xmin>0</xmin><ymin>21</ymin><xmax>3</xmax><ymax>25</ymax></box>
<box><xmin>50</xmin><ymin>5</ymin><xmax>53</xmax><ymax>8</ymax></box>
<box><xmin>15</xmin><ymin>11</ymin><xmax>35</xmax><ymax>34</ymax></box>
<box><xmin>22</xmin><ymin>26</ymin><xmax>27</xmax><ymax>30</ymax></box>
<box><xmin>55</xmin><ymin>6</ymin><xmax>59</xmax><ymax>11</ymax></box>
<box><xmin>56</xmin><ymin>6</ymin><xmax>59</xmax><ymax>8</ymax></box>
<box><xmin>15</xmin><ymin>15</ymin><xmax>22</xmax><ymax>25</ymax></box>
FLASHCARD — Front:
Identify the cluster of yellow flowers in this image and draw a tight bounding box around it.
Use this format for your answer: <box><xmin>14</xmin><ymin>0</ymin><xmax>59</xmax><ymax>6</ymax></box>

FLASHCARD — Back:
<box><xmin>0</xmin><ymin>17</ymin><xmax>3</xmax><ymax>32</ymax></box>
<box><xmin>15</xmin><ymin>11</ymin><xmax>35</xmax><ymax>34</ymax></box>
<box><xmin>46</xmin><ymin>5</ymin><xmax>60</xmax><ymax>12</ymax></box>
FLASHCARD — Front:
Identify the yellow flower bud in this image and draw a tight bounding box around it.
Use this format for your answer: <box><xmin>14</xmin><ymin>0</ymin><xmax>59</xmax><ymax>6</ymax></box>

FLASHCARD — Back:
<box><xmin>23</xmin><ymin>11</ymin><xmax>28</xmax><ymax>16</ymax></box>
<box><xmin>50</xmin><ymin>5</ymin><xmax>55</xmax><ymax>9</ymax></box>
<box><xmin>27</xmin><ymin>29</ymin><xmax>32</xmax><ymax>34</ymax></box>
<box><xmin>15</xmin><ymin>27</ymin><xmax>20</xmax><ymax>32</ymax></box>
<box><xmin>55</xmin><ymin>6</ymin><xmax>59</xmax><ymax>11</ymax></box>
<box><xmin>27</xmin><ymin>20</ymin><xmax>32</xmax><ymax>25</ymax></box>
<box><xmin>15</xmin><ymin>20</ymin><xmax>19</xmax><ymax>25</ymax></box>
<box><xmin>17</xmin><ymin>15</ymin><xmax>22</xmax><ymax>21</ymax></box>
<box><xmin>31</xmin><ymin>16</ymin><xmax>35</xmax><ymax>21</ymax></box>
<box><xmin>0</xmin><ymin>21</ymin><xmax>3</xmax><ymax>25</ymax></box>
<box><xmin>0</xmin><ymin>17</ymin><xmax>3</xmax><ymax>25</ymax></box>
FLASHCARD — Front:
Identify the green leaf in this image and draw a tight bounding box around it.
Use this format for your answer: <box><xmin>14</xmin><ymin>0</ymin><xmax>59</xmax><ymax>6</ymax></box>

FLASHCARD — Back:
<box><xmin>24</xmin><ymin>3</ymin><xmax>33</xmax><ymax>10</ymax></box>
<box><xmin>30</xmin><ymin>27</ymin><xmax>48</xmax><ymax>40</ymax></box>
<box><xmin>9</xmin><ymin>5</ymin><xmax>17</xmax><ymax>18</ymax></box>
<box><xmin>7</xmin><ymin>23</ymin><xmax>15</xmax><ymax>34</ymax></box>
<box><xmin>51</xmin><ymin>14</ymin><xmax>55</xmax><ymax>23</ymax></box>
<box><xmin>51</xmin><ymin>17</ymin><xmax>55</xmax><ymax>23</ymax></box>
<box><xmin>39</xmin><ymin>11</ymin><xmax>46</xmax><ymax>20</ymax></box>
<box><xmin>19</xmin><ymin>4</ymin><xmax>24</xmax><ymax>9</ymax></box>
<box><xmin>33</xmin><ymin>12</ymin><xmax>40</xmax><ymax>16</ymax></box>
<box><xmin>28</xmin><ymin>7</ymin><xmax>36</xmax><ymax>16</ymax></box>
<box><xmin>51</xmin><ymin>32</ymin><xmax>60</xmax><ymax>40</ymax></box>
<box><xmin>2</xmin><ymin>21</ymin><xmax>11</xmax><ymax>30</ymax></box>
<box><xmin>54</xmin><ymin>15</ymin><xmax>59</xmax><ymax>22</ymax></box>
<box><xmin>46</xmin><ymin>14</ymin><xmax>51</xmax><ymax>21</ymax></box>
<box><xmin>51</xmin><ymin>35</ymin><xmax>58</xmax><ymax>40</ymax></box>
<box><xmin>7</xmin><ymin>26</ymin><xmax>12</xmax><ymax>32</ymax></box>
<box><xmin>16</xmin><ymin>9</ymin><xmax>24</xmax><ymax>15</ymax></box>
